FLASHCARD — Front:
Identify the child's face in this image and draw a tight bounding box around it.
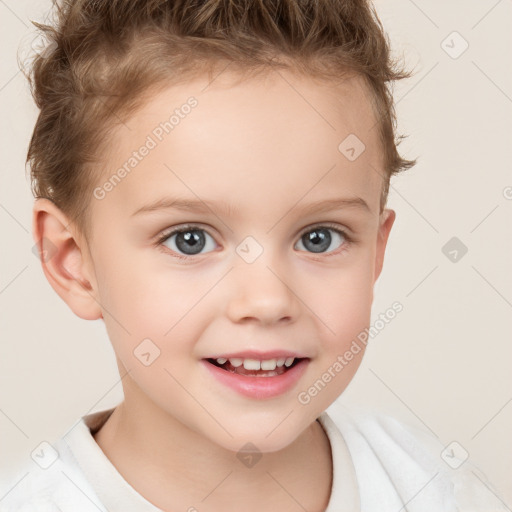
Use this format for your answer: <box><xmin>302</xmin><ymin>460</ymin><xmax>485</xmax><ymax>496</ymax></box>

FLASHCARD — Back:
<box><xmin>66</xmin><ymin>69</ymin><xmax>394</xmax><ymax>451</ymax></box>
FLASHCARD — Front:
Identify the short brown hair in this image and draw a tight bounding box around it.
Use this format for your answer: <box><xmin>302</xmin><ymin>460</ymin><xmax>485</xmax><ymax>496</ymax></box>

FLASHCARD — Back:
<box><xmin>21</xmin><ymin>0</ymin><xmax>416</xmax><ymax>242</ymax></box>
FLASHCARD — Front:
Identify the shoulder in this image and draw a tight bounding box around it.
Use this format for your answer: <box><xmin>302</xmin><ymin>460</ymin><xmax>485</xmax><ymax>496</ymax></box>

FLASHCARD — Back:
<box><xmin>0</xmin><ymin>468</ymin><xmax>64</xmax><ymax>512</ymax></box>
<box><xmin>319</xmin><ymin>405</ymin><xmax>509</xmax><ymax>511</ymax></box>
<box><xmin>0</xmin><ymin>437</ymin><xmax>105</xmax><ymax>512</ymax></box>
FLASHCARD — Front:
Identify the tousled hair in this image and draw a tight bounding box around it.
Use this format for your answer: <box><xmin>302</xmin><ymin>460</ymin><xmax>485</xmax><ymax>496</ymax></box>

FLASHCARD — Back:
<box><xmin>21</xmin><ymin>0</ymin><xmax>417</xmax><ymax>242</ymax></box>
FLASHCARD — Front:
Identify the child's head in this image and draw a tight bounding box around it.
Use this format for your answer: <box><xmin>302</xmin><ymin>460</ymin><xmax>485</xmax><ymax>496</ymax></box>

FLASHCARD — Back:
<box><xmin>26</xmin><ymin>0</ymin><xmax>415</xmax><ymax>452</ymax></box>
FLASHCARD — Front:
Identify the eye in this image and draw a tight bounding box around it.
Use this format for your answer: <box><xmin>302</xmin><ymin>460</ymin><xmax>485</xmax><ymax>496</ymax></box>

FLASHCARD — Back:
<box><xmin>294</xmin><ymin>224</ymin><xmax>350</xmax><ymax>255</ymax></box>
<box><xmin>157</xmin><ymin>225</ymin><xmax>217</xmax><ymax>258</ymax></box>
<box><xmin>156</xmin><ymin>222</ymin><xmax>351</xmax><ymax>260</ymax></box>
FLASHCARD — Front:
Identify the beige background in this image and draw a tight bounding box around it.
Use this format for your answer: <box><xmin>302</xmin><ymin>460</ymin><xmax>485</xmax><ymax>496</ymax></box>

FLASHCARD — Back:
<box><xmin>1</xmin><ymin>0</ymin><xmax>511</xmax><ymax>505</ymax></box>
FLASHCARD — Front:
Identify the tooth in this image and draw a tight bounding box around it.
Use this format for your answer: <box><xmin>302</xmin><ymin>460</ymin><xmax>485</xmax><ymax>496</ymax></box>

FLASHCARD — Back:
<box><xmin>216</xmin><ymin>357</ymin><xmax>227</xmax><ymax>364</ymax></box>
<box><xmin>276</xmin><ymin>358</ymin><xmax>286</xmax><ymax>367</ymax></box>
<box><xmin>229</xmin><ymin>358</ymin><xmax>243</xmax><ymax>367</ymax></box>
<box><xmin>284</xmin><ymin>357</ymin><xmax>295</xmax><ymax>367</ymax></box>
<box><xmin>260</xmin><ymin>359</ymin><xmax>277</xmax><ymax>370</ymax></box>
<box><xmin>243</xmin><ymin>359</ymin><xmax>261</xmax><ymax>370</ymax></box>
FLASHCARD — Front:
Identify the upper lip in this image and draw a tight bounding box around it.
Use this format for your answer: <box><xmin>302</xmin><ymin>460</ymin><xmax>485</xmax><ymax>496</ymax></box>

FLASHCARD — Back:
<box><xmin>205</xmin><ymin>350</ymin><xmax>310</xmax><ymax>360</ymax></box>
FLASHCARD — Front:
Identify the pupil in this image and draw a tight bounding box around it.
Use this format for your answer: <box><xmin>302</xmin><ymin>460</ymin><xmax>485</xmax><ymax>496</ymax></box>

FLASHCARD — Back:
<box><xmin>304</xmin><ymin>229</ymin><xmax>331</xmax><ymax>253</ymax></box>
<box><xmin>177</xmin><ymin>230</ymin><xmax>205</xmax><ymax>255</ymax></box>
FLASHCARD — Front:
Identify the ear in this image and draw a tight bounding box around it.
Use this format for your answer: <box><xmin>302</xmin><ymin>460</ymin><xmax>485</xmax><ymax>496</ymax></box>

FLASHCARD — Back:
<box><xmin>374</xmin><ymin>208</ymin><xmax>396</xmax><ymax>283</ymax></box>
<box><xmin>32</xmin><ymin>198</ymin><xmax>102</xmax><ymax>320</ymax></box>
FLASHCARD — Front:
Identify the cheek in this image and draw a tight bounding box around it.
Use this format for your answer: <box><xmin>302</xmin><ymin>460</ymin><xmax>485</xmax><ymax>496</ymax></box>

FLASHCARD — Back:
<box><xmin>297</xmin><ymin>257</ymin><xmax>374</xmax><ymax>404</ymax></box>
<box><xmin>305</xmin><ymin>255</ymin><xmax>375</xmax><ymax>337</ymax></box>
<box><xmin>298</xmin><ymin>266</ymin><xmax>374</xmax><ymax>412</ymax></box>
<box><xmin>96</xmin><ymin>244</ymin><xmax>193</xmax><ymax>327</ymax></box>
<box><xmin>95</xmin><ymin>253</ymin><xmax>216</xmax><ymax>366</ymax></box>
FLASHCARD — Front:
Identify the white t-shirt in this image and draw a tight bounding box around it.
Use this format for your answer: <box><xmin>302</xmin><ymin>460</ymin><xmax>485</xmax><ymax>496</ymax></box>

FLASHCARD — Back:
<box><xmin>0</xmin><ymin>406</ymin><xmax>508</xmax><ymax>511</ymax></box>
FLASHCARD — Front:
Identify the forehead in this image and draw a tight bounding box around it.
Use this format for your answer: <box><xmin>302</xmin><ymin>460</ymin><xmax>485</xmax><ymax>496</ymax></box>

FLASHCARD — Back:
<box><xmin>91</xmin><ymin>68</ymin><xmax>383</xmax><ymax>228</ymax></box>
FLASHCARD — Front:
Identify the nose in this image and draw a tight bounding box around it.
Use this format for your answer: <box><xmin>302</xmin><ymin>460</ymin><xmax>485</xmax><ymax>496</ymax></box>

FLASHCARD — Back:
<box><xmin>225</xmin><ymin>256</ymin><xmax>300</xmax><ymax>326</ymax></box>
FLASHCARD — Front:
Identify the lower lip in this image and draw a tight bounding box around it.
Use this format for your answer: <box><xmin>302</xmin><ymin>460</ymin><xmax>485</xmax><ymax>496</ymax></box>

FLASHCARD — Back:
<box><xmin>201</xmin><ymin>359</ymin><xmax>310</xmax><ymax>399</ymax></box>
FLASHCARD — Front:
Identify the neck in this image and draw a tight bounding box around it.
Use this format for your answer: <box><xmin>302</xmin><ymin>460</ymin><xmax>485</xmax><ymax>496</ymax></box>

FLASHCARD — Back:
<box><xmin>93</xmin><ymin>389</ymin><xmax>333</xmax><ymax>512</ymax></box>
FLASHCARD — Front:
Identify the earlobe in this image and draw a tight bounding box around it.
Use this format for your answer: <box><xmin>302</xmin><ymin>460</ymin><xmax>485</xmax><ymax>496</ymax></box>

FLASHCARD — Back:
<box><xmin>32</xmin><ymin>198</ymin><xmax>102</xmax><ymax>321</ymax></box>
<box><xmin>374</xmin><ymin>208</ymin><xmax>396</xmax><ymax>283</ymax></box>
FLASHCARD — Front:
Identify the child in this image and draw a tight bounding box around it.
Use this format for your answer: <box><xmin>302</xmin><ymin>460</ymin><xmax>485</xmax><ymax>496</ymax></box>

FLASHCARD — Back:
<box><xmin>2</xmin><ymin>0</ymin><xmax>508</xmax><ymax>510</ymax></box>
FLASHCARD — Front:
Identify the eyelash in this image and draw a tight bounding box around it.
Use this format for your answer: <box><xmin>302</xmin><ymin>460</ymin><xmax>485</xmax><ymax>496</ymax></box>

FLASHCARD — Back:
<box><xmin>155</xmin><ymin>222</ymin><xmax>353</xmax><ymax>261</ymax></box>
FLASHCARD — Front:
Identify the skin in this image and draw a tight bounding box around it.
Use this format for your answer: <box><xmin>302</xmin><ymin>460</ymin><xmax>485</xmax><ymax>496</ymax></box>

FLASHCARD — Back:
<box><xmin>33</xmin><ymin>68</ymin><xmax>395</xmax><ymax>511</ymax></box>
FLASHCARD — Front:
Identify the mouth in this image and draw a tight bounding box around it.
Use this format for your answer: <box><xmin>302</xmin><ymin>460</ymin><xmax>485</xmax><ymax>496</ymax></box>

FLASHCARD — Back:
<box><xmin>204</xmin><ymin>357</ymin><xmax>307</xmax><ymax>377</ymax></box>
<box><xmin>201</xmin><ymin>355</ymin><xmax>311</xmax><ymax>399</ymax></box>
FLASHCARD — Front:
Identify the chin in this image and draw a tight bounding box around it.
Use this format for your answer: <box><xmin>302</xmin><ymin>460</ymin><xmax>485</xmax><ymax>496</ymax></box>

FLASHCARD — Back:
<box><xmin>205</xmin><ymin>416</ymin><xmax>311</xmax><ymax>455</ymax></box>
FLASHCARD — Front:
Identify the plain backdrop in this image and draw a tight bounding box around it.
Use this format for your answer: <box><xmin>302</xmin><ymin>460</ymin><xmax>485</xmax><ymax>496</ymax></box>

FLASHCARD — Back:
<box><xmin>1</xmin><ymin>0</ymin><xmax>511</xmax><ymax>506</ymax></box>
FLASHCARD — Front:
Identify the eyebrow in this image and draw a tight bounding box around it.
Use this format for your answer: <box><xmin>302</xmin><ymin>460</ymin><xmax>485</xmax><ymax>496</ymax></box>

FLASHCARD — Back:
<box><xmin>131</xmin><ymin>196</ymin><xmax>371</xmax><ymax>218</ymax></box>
